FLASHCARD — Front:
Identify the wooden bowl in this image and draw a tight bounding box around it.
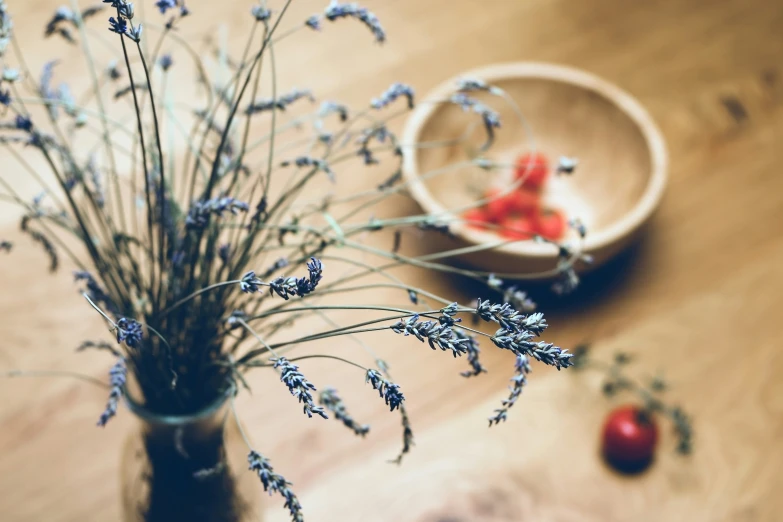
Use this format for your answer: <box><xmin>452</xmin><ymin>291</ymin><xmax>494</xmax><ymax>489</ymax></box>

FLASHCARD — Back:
<box><xmin>401</xmin><ymin>62</ymin><xmax>668</xmax><ymax>277</ymax></box>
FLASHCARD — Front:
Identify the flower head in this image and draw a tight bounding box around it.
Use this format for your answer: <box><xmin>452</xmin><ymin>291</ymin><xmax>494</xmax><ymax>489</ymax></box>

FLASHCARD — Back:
<box><xmin>323</xmin><ymin>1</ymin><xmax>385</xmax><ymax>43</ymax></box>
<box><xmin>365</xmin><ymin>369</ymin><xmax>404</xmax><ymax>411</ymax></box>
<box><xmin>14</xmin><ymin>114</ymin><xmax>32</xmax><ymax>132</ymax></box>
<box><xmin>97</xmin><ymin>356</ymin><xmax>127</xmax><ymax>427</ymax></box>
<box><xmin>319</xmin><ymin>387</ymin><xmax>370</xmax><ymax>436</ymax></box>
<box><xmin>371</xmin><ymin>82</ymin><xmax>414</xmax><ymax>110</ymax></box>
<box><xmin>115</xmin><ymin>317</ymin><xmax>143</xmax><ymax>348</ymax></box>
<box><xmin>154</xmin><ymin>0</ymin><xmax>177</xmax><ymax>14</ymax></box>
<box><xmin>108</xmin><ymin>16</ymin><xmax>127</xmax><ymax>35</ymax></box>
<box><xmin>248</xmin><ymin>451</ymin><xmax>304</xmax><ymax>522</ymax></box>
<box><xmin>272</xmin><ymin>357</ymin><xmax>327</xmax><ymax>419</ymax></box>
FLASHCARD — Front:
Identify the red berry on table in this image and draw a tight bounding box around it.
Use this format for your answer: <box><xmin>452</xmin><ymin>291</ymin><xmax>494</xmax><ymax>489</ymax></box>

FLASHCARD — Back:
<box><xmin>484</xmin><ymin>188</ymin><xmax>516</xmax><ymax>222</ymax></box>
<box><xmin>534</xmin><ymin>208</ymin><xmax>566</xmax><ymax>240</ymax></box>
<box><xmin>514</xmin><ymin>152</ymin><xmax>549</xmax><ymax>190</ymax></box>
<box><xmin>462</xmin><ymin>208</ymin><xmax>491</xmax><ymax>230</ymax></box>
<box><xmin>500</xmin><ymin>216</ymin><xmax>536</xmax><ymax>240</ymax></box>
<box><xmin>601</xmin><ymin>405</ymin><xmax>659</xmax><ymax>473</ymax></box>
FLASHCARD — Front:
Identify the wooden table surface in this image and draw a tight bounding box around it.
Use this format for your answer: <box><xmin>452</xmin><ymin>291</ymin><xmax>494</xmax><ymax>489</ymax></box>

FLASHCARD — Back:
<box><xmin>2</xmin><ymin>0</ymin><xmax>783</xmax><ymax>521</ymax></box>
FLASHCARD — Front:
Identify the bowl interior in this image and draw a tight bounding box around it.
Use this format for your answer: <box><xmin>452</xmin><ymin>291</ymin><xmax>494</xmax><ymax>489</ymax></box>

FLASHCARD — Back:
<box><xmin>414</xmin><ymin>74</ymin><xmax>654</xmax><ymax>243</ymax></box>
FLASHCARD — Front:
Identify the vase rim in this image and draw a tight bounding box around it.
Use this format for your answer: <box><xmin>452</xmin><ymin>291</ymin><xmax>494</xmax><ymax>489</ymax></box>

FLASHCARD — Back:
<box><xmin>123</xmin><ymin>388</ymin><xmax>232</xmax><ymax>426</ymax></box>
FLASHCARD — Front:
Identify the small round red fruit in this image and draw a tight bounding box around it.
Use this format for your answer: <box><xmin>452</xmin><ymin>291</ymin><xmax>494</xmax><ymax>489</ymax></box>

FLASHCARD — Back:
<box><xmin>462</xmin><ymin>208</ymin><xmax>491</xmax><ymax>230</ymax></box>
<box><xmin>505</xmin><ymin>189</ymin><xmax>540</xmax><ymax>216</ymax></box>
<box><xmin>514</xmin><ymin>152</ymin><xmax>549</xmax><ymax>190</ymax></box>
<box><xmin>484</xmin><ymin>188</ymin><xmax>516</xmax><ymax>222</ymax></box>
<box><xmin>601</xmin><ymin>405</ymin><xmax>659</xmax><ymax>472</ymax></box>
<box><xmin>534</xmin><ymin>209</ymin><xmax>566</xmax><ymax>240</ymax></box>
<box><xmin>500</xmin><ymin>216</ymin><xmax>536</xmax><ymax>240</ymax></box>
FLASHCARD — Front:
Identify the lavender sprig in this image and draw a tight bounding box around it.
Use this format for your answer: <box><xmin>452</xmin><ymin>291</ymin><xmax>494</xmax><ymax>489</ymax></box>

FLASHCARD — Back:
<box><xmin>97</xmin><ymin>356</ymin><xmax>126</xmax><ymax>427</ymax></box>
<box><xmin>449</xmin><ymin>93</ymin><xmax>501</xmax><ymax>147</ymax></box>
<box><xmin>115</xmin><ymin>317</ymin><xmax>143</xmax><ymax>348</ymax></box>
<box><xmin>371</xmin><ymin>83</ymin><xmax>414</xmax><ymax>110</ymax></box>
<box><xmin>365</xmin><ymin>369</ymin><xmax>404</xmax><ymax>411</ymax></box>
<box><xmin>185</xmin><ymin>196</ymin><xmax>249</xmax><ymax>229</ymax></box>
<box><xmin>248</xmin><ymin>451</ymin><xmax>304</xmax><ymax>522</ymax></box>
<box><xmin>317</xmin><ymin>1</ymin><xmax>386</xmax><ymax>43</ymax></box>
<box><xmin>488</xmin><ymin>355</ymin><xmax>531</xmax><ymax>426</ymax></box>
<box><xmin>0</xmin><ymin>240</ymin><xmax>11</xmax><ymax>252</ymax></box>
<box><xmin>490</xmin><ymin>329</ymin><xmax>573</xmax><ymax>369</ymax></box>
<box><xmin>282</xmin><ymin>156</ymin><xmax>335</xmax><ymax>183</ymax></box>
<box><xmin>476</xmin><ymin>298</ymin><xmax>547</xmax><ymax>334</ymax></box>
<box><xmin>267</xmin><ymin>258</ymin><xmax>323</xmax><ymax>299</ymax></box>
<box><xmin>319</xmin><ymin>387</ymin><xmax>370</xmax><ymax>436</ymax></box>
<box><xmin>246</xmin><ymin>89</ymin><xmax>313</xmax><ymax>114</ymax></box>
<box><xmin>391</xmin><ymin>314</ymin><xmax>469</xmax><ymax>357</ymax></box>
<box><xmin>272</xmin><ymin>357</ymin><xmax>328</xmax><ymax>419</ymax></box>
<box><xmin>457</xmin><ymin>330</ymin><xmax>487</xmax><ymax>378</ymax></box>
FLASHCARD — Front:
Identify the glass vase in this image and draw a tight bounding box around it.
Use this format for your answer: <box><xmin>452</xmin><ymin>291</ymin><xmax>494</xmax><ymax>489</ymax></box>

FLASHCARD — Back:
<box><xmin>120</xmin><ymin>391</ymin><xmax>263</xmax><ymax>522</ymax></box>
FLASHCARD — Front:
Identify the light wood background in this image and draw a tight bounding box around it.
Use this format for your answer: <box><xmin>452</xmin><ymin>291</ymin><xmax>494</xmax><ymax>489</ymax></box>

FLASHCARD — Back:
<box><xmin>1</xmin><ymin>0</ymin><xmax>782</xmax><ymax>521</ymax></box>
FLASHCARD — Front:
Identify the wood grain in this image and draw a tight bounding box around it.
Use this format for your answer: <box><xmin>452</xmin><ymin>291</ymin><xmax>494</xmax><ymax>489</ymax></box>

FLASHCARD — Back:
<box><xmin>2</xmin><ymin>0</ymin><xmax>783</xmax><ymax>521</ymax></box>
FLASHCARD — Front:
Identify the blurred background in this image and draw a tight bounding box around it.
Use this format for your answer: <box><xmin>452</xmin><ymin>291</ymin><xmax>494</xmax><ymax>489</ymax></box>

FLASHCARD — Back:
<box><xmin>1</xmin><ymin>0</ymin><xmax>782</xmax><ymax>520</ymax></box>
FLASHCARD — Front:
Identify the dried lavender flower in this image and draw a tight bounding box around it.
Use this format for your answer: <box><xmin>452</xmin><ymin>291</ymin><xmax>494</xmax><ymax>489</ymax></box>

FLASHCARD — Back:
<box><xmin>457</xmin><ymin>329</ymin><xmax>487</xmax><ymax>378</ymax></box>
<box><xmin>569</xmin><ymin>218</ymin><xmax>587</xmax><ymax>238</ymax></box>
<box><xmin>318</xmin><ymin>100</ymin><xmax>348</xmax><ymax>121</ymax></box>
<box><xmin>552</xmin><ymin>265</ymin><xmax>580</xmax><ymax>295</ymax></box>
<box><xmin>246</xmin><ymin>89</ymin><xmax>313</xmax><ymax>114</ymax></box>
<box><xmin>476</xmin><ymin>299</ymin><xmax>548</xmax><ymax>334</ymax></box>
<box><xmin>371</xmin><ymin>82</ymin><xmax>414</xmax><ymax>110</ymax></box>
<box><xmin>185</xmin><ymin>195</ymin><xmax>249</xmax><ymax>229</ymax></box>
<box><xmin>260</xmin><ymin>257</ymin><xmax>289</xmax><ymax>280</ymax></box>
<box><xmin>248</xmin><ymin>451</ymin><xmax>304</xmax><ymax>522</ymax></box>
<box><xmin>449</xmin><ymin>93</ymin><xmax>501</xmax><ymax>147</ymax></box>
<box><xmin>272</xmin><ymin>357</ymin><xmax>327</xmax><ymax>419</ymax></box>
<box><xmin>391</xmin><ymin>314</ymin><xmax>469</xmax><ymax>357</ymax></box>
<box><xmin>115</xmin><ymin>317</ymin><xmax>143</xmax><ymax>348</ymax></box>
<box><xmin>154</xmin><ymin>0</ymin><xmax>177</xmax><ymax>14</ymax></box>
<box><xmin>283</xmin><ymin>156</ymin><xmax>335</xmax><ymax>183</ymax></box>
<box><xmin>0</xmin><ymin>1</ymin><xmax>12</xmax><ymax>57</ymax></box>
<box><xmin>108</xmin><ymin>16</ymin><xmax>127</xmax><ymax>36</ymax></box>
<box><xmin>319</xmin><ymin>387</ymin><xmax>370</xmax><ymax>436</ymax></box>
<box><xmin>251</xmin><ymin>5</ymin><xmax>271</xmax><ymax>22</ymax></box>
<box><xmin>21</xmin><ymin>227</ymin><xmax>58</xmax><ymax>271</ymax></box>
<box><xmin>455</xmin><ymin>77</ymin><xmax>503</xmax><ymax>96</ymax></box>
<box><xmin>365</xmin><ymin>369</ymin><xmax>404</xmax><ymax>411</ymax></box>
<box><xmin>557</xmin><ymin>156</ymin><xmax>578</xmax><ymax>174</ymax></box>
<box><xmin>158</xmin><ymin>53</ymin><xmax>173</xmax><ymax>71</ymax></box>
<box><xmin>97</xmin><ymin>356</ymin><xmax>126</xmax><ymax>427</ymax></box>
<box><xmin>0</xmin><ymin>240</ymin><xmax>11</xmax><ymax>252</ymax></box>
<box><xmin>128</xmin><ymin>23</ymin><xmax>142</xmax><ymax>42</ymax></box>
<box><xmin>322</xmin><ymin>1</ymin><xmax>385</xmax><ymax>43</ymax></box>
<box><xmin>268</xmin><ymin>258</ymin><xmax>323</xmax><ymax>299</ymax></box>
<box><xmin>77</xmin><ymin>339</ymin><xmax>120</xmax><ymax>356</ymax></box>
<box><xmin>240</xmin><ymin>271</ymin><xmax>263</xmax><ymax>293</ymax></box>
<box><xmin>488</xmin><ymin>355</ymin><xmax>531</xmax><ymax>426</ymax></box>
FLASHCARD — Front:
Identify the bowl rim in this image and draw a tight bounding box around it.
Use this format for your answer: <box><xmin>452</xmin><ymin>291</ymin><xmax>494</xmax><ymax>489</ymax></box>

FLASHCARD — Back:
<box><xmin>401</xmin><ymin>61</ymin><xmax>669</xmax><ymax>259</ymax></box>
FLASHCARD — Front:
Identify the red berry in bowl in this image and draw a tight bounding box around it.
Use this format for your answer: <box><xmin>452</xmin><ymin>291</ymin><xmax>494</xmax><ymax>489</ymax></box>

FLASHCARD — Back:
<box><xmin>462</xmin><ymin>208</ymin><xmax>492</xmax><ymax>230</ymax></box>
<box><xmin>505</xmin><ymin>188</ymin><xmax>540</xmax><ymax>216</ymax></box>
<box><xmin>500</xmin><ymin>216</ymin><xmax>536</xmax><ymax>240</ymax></box>
<box><xmin>514</xmin><ymin>152</ymin><xmax>549</xmax><ymax>190</ymax></box>
<box><xmin>484</xmin><ymin>188</ymin><xmax>516</xmax><ymax>222</ymax></box>
<box><xmin>601</xmin><ymin>405</ymin><xmax>659</xmax><ymax>473</ymax></box>
<box><xmin>534</xmin><ymin>208</ymin><xmax>566</xmax><ymax>240</ymax></box>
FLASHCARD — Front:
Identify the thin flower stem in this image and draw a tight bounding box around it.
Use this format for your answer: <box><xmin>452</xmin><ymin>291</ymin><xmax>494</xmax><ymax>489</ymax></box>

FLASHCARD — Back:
<box><xmin>160</xmin><ymin>280</ymin><xmax>244</xmax><ymax>316</ymax></box>
<box><xmin>0</xmin><ymin>370</ymin><xmax>109</xmax><ymax>389</ymax></box>
<box><xmin>117</xmin><ymin>27</ymin><xmax>157</xmax><ymax>306</ymax></box>
<box><xmin>245</xmin><ymin>354</ymin><xmax>368</xmax><ymax>372</ymax></box>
